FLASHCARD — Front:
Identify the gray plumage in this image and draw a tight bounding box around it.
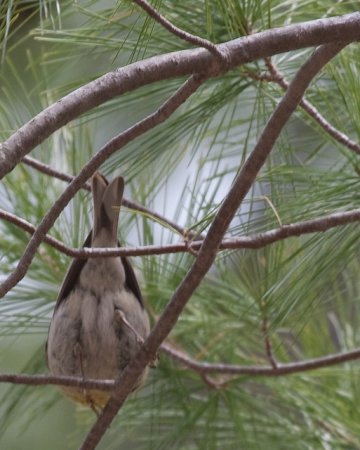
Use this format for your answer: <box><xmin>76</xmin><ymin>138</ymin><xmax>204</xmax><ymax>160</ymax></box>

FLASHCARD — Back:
<box><xmin>46</xmin><ymin>173</ymin><xmax>150</xmax><ymax>409</ymax></box>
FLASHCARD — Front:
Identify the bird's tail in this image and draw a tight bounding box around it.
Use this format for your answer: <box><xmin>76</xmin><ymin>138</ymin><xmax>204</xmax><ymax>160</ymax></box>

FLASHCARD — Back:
<box><xmin>91</xmin><ymin>173</ymin><xmax>124</xmax><ymax>247</ymax></box>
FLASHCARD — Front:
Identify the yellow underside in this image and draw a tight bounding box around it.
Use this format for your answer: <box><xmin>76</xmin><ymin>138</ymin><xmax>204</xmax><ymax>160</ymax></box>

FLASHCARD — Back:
<box><xmin>58</xmin><ymin>367</ymin><xmax>149</xmax><ymax>411</ymax></box>
<box><xmin>59</xmin><ymin>386</ymin><xmax>111</xmax><ymax>410</ymax></box>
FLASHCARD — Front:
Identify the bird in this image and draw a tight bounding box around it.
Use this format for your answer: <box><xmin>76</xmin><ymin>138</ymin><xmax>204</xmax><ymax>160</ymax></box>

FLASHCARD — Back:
<box><xmin>46</xmin><ymin>173</ymin><xmax>150</xmax><ymax>411</ymax></box>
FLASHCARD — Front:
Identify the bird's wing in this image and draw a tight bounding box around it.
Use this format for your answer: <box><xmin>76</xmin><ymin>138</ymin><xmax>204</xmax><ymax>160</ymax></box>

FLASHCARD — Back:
<box><xmin>121</xmin><ymin>251</ymin><xmax>145</xmax><ymax>308</ymax></box>
<box><xmin>52</xmin><ymin>230</ymin><xmax>93</xmax><ymax>313</ymax></box>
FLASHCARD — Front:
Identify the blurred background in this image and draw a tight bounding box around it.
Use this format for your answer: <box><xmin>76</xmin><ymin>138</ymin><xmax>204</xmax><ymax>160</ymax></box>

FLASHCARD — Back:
<box><xmin>1</xmin><ymin>1</ymin><xmax>360</xmax><ymax>448</ymax></box>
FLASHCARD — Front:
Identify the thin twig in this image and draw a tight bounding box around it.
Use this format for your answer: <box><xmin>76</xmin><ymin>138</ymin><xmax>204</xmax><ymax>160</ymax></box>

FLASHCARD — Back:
<box><xmin>1</xmin><ymin>344</ymin><xmax>360</xmax><ymax>390</ymax></box>
<box><xmin>132</xmin><ymin>0</ymin><xmax>226</xmax><ymax>63</ymax></box>
<box><xmin>0</xmin><ymin>74</ymin><xmax>208</xmax><ymax>299</ymax></box>
<box><xmin>261</xmin><ymin>315</ymin><xmax>278</xmax><ymax>369</ymax></box>
<box><xmin>80</xmin><ymin>42</ymin><xmax>348</xmax><ymax>450</ymax></box>
<box><xmin>160</xmin><ymin>343</ymin><xmax>360</xmax><ymax>376</ymax></box>
<box><xmin>264</xmin><ymin>57</ymin><xmax>360</xmax><ymax>155</ymax></box>
<box><xmin>22</xmin><ymin>156</ymin><xmax>84</xmax><ymax>185</ymax></box>
<box><xmin>1</xmin><ymin>207</ymin><xmax>358</xmax><ymax>258</ymax></box>
<box><xmin>0</xmin><ymin>373</ymin><xmax>115</xmax><ymax>390</ymax></box>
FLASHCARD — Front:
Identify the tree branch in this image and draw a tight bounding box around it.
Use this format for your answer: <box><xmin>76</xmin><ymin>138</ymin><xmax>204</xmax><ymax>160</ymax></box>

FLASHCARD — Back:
<box><xmin>264</xmin><ymin>58</ymin><xmax>360</xmax><ymax>155</ymax></box>
<box><xmin>160</xmin><ymin>343</ymin><xmax>360</xmax><ymax>376</ymax></box>
<box><xmin>1</xmin><ymin>13</ymin><xmax>360</xmax><ymax>178</ymax></box>
<box><xmin>261</xmin><ymin>315</ymin><xmax>278</xmax><ymax>369</ymax></box>
<box><xmin>0</xmin><ymin>74</ymin><xmax>207</xmax><ymax>298</ymax></box>
<box><xmin>1</xmin><ymin>207</ymin><xmax>359</xmax><ymax>258</ymax></box>
<box><xmin>22</xmin><ymin>156</ymin><xmax>81</xmax><ymax>185</ymax></box>
<box><xmin>132</xmin><ymin>0</ymin><xmax>225</xmax><ymax>61</ymax></box>
<box><xmin>79</xmin><ymin>42</ymin><xmax>347</xmax><ymax>450</ymax></box>
<box><xmin>1</xmin><ymin>344</ymin><xmax>360</xmax><ymax>389</ymax></box>
<box><xmin>0</xmin><ymin>373</ymin><xmax>115</xmax><ymax>390</ymax></box>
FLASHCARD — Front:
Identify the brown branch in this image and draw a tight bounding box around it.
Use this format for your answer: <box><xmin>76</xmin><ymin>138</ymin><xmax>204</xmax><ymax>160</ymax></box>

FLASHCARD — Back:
<box><xmin>261</xmin><ymin>315</ymin><xmax>278</xmax><ymax>369</ymax></box>
<box><xmin>160</xmin><ymin>343</ymin><xmax>360</xmax><ymax>376</ymax></box>
<box><xmin>0</xmin><ymin>373</ymin><xmax>115</xmax><ymax>390</ymax></box>
<box><xmin>79</xmin><ymin>42</ymin><xmax>347</xmax><ymax>450</ymax></box>
<box><xmin>264</xmin><ymin>58</ymin><xmax>360</xmax><ymax>155</ymax></box>
<box><xmin>132</xmin><ymin>0</ymin><xmax>225</xmax><ymax>62</ymax></box>
<box><xmin>2</xmin><ymin>344</ymin><xmax>360</xmax><ymax>391</ymax></box>
<box><xmin>1</xmin><ymin>13</ymin><xmax>360</xmax><ymax>178</ymax></box>
<box><xmin>22</xmin><ymin>156</ymin><xmax>82</xmax><ymax>185</ymax></box>
<box><xmin>0</xmin><ymin>74</ymin><xmax>207</xmax><ymax>299</ymax></box>
<box><xmin>245</xmin><ymin>57</ymin><xmax>360</xmax><ymax>155</ymax></box>
<box><xmin>1</xmin><ymin>206</ymin><xmax>358</xmax><ymax>258</ymax></box>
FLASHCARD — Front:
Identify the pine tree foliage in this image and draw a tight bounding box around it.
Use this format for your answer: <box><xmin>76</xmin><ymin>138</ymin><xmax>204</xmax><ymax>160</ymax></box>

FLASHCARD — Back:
<box><xmin>0</xmin><ymin>1</ymin><xmax>360</xmax><ymax>449</ymax></box>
